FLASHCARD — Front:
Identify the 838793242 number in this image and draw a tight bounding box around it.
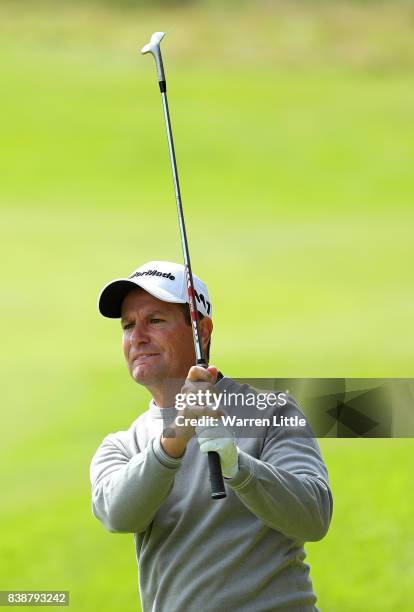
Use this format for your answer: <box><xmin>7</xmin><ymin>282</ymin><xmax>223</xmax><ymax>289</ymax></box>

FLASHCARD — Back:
<box><xmin>0</xmin><ymin>591</ymin><xmax>69</xmax><ymax>606</ymax></box>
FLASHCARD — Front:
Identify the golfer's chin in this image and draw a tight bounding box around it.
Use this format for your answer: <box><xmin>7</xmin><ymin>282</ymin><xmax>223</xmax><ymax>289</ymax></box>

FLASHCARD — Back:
<box><xmin>130</xmin><ymin>361</ymin><xmax>163</xmax><ymax>385</ymax></box>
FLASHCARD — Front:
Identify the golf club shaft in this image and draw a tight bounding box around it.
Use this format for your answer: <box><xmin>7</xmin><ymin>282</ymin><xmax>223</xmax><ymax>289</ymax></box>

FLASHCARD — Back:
<box><xmin>160</xmin><ymin>92</ymin><xmax>205</xmax><ymax>365</ymax></box>
<box><xmin>141</xmin><ymin>33</ymin><xmax>226</xmax><ymax>500</ymax></box>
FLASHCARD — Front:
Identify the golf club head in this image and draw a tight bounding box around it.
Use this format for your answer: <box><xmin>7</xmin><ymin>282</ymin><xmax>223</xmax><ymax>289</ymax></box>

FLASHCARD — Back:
<box><xmin>141</xmin><ymin>31</ymin><xmax>165</xmax><ymax>55</ymax></box>
<box><xmin>140</xmin><ymin>32</ymin><xmax>166</xmax><ymax>83</ymax></box>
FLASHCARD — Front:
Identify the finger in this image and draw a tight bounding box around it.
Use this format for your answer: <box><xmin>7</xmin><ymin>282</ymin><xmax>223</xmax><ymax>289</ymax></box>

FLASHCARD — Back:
<box><xmin>202</xmin><ymin>407</ymin><xmax>224</xmax><ymax>418</ymax></box>
<box><xmin>179</xmin><ymin>381</ymin><xmax>215</xmax><ymax>401</ymax></box>
<box><xmin>207</xmin><ymin>366</ymin><xmax>218</xmax><ymax>384</ymax></box>
<box><xmin>187</xmin><ymin>365</ymin><xmax>216</xmax><ymax>383</ymax></box>
<box><xmin>196</xmin><ymin>425</ymin><xmax>224</xmax><ymax>439</ymax></box>
<box><xmin>184</xmin><ymin>406</ymin><xmax>224</xmax><ymax>420</ymax></box>
<box><xmin>196</xmin><ymin>421</ymin><xmax>228</xmax><ymax>438</ymax></box>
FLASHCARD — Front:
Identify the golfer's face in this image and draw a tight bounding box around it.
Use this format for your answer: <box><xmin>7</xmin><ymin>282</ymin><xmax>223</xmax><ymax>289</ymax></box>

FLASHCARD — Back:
<box><xmin>121</xmin><ymin>289</ymin><xmax>195</xmax><ymax>386</ymax></box>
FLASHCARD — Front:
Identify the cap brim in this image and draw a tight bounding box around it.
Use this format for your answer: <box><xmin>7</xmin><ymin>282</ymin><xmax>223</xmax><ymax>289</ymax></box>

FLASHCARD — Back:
<box><xmin>98</xmin><ymin>278</ymin><xmax>186</xmax><ymax>318</ymax></box>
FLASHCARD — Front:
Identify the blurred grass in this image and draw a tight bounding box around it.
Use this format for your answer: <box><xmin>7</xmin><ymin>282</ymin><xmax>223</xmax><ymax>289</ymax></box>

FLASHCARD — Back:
<box><xmin>1</xmin><ymin>1</ymin><xmax>414</xmax><ymax>611</ymax></box>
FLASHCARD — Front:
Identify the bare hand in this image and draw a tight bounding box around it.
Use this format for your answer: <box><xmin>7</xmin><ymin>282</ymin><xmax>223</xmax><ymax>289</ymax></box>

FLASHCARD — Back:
<box><xmin>160</xmin><ymin>365</ymin><xmax>223</xmax><ymax>457</ymax></box>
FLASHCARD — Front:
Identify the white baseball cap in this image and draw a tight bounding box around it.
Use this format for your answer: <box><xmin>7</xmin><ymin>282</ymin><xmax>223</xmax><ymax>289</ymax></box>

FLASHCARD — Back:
<box><xmin>98</xmin><ymin>260</ymin><xmax>212</xmax><ymax>318</ymax></box>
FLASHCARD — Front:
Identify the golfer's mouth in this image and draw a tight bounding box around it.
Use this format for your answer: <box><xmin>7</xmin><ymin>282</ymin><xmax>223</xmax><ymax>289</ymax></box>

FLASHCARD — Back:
<box><xmin>134</xmin><ymin>353</ymin><xmax>160</xmax><ymax>362</ymax></box>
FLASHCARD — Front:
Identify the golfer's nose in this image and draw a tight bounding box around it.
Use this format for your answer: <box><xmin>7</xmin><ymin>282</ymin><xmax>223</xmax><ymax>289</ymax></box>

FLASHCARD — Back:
<box><xmin>130</xmin><ymin>323</ymin><xmax>150</xmax><ymax>345</ymax></box>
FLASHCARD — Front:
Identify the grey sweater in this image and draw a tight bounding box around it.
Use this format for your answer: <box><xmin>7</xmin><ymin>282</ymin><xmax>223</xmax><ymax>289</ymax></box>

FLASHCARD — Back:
<box><xmin>90</xmin><ymin>377</ymin><xmax>332</xmax><ymax>612</ymax></box>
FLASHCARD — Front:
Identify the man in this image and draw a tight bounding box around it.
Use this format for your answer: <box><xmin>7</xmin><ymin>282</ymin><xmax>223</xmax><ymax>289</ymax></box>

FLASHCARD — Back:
<box><xmin>90</xmin><ymin>260</ymin><xmax>333</xmax><ymax>612</ymax></box>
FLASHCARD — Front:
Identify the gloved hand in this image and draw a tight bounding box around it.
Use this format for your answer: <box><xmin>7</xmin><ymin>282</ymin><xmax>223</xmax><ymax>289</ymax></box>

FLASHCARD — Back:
<box><xmin>196</xmin><ymin>421</ymin><xmax>239</xmax><ymax>479</ymax></box>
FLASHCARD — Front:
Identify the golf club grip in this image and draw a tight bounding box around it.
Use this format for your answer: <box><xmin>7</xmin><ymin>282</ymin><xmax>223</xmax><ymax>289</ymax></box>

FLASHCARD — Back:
<box><xmin>197</xmin><ymin>362</ymin><xmax>226</xmax><ymax>499</ymax></box>
<box><xmin>208</xmin><ymin>450</ymin><xmax>226</xmax><ymax>499</ymax></box>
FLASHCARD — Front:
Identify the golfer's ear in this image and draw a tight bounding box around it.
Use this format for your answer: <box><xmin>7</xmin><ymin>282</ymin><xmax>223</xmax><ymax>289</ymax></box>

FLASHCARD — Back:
<box><xmin>199</xmin><ymin>316</ymin><xmax>213</xmax><ymax>346</ymax></box>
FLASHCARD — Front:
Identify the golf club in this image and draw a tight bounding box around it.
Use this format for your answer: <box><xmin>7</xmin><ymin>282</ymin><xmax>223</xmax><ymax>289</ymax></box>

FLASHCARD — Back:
<box><xmin>140</xmin><ymin>32</ymin><xmax>226</xmax><ymax>500</ymax></box>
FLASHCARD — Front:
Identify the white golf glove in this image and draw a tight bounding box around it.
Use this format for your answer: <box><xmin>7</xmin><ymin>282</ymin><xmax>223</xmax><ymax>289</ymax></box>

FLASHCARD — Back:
<box><xmin>196</xmin><ymin>422</ymin><xmax>239</xmax><ymax>479</ymax></box>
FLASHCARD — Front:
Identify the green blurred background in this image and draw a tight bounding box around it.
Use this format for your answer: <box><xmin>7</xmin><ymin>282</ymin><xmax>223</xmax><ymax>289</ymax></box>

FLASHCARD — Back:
<box><xmin>1</xmin><ymin>1</ymin><xmax>413</xmax><ymax>610</ymax></box>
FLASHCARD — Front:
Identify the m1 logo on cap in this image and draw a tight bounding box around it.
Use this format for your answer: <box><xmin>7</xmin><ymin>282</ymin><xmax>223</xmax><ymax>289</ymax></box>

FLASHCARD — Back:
<box><xmin>130</xmin><ymin>269</ymin><xmax>175</xmax><ymax>280</ymax></box>
<box><xmin>195</xmin><ymin>290</ymin><xmax>211</xmax><ymax>315</ymax></box>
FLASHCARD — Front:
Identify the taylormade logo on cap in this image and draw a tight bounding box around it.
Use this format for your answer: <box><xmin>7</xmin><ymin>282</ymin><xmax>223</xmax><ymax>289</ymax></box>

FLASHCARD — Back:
<box><xmin>98</xmin><ymin>260</ymin><xmax>212</xmax><ymax>319</ymax></box>
<box><xmin>130</xmin><ymin>269</ymin><xmax>176</xmax><ymax>281</ymax></box>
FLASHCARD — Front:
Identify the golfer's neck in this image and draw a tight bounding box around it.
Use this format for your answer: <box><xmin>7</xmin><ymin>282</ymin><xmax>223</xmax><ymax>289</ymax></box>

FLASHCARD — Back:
<box><xmin>147</xmin><ymin>379</ymin><xmax>184</xmax><ymax>409</ymax></box>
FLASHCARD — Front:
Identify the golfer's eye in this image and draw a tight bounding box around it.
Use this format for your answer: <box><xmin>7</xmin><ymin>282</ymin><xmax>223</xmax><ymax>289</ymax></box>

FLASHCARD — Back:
<box><xmin>123</xmin><ymin>322</ymin><xmax>135</xmax><ymax>330</ymax></box>
<box><xmin>150</xmin><ymin>318</ymin><xmax>163</xmax><ymax>324</ymax></box>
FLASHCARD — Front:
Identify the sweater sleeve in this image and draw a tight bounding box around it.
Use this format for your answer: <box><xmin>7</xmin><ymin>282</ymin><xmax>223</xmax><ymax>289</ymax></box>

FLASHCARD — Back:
<box><xmin>90</xmin><ymin>432</ymin><xmax>183</xmax><ymax>534</ymax></box>
<box><xmin>226</xmin><ymin>398</ymin><xmax>333</xmax><ymax>542</ymax></box>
